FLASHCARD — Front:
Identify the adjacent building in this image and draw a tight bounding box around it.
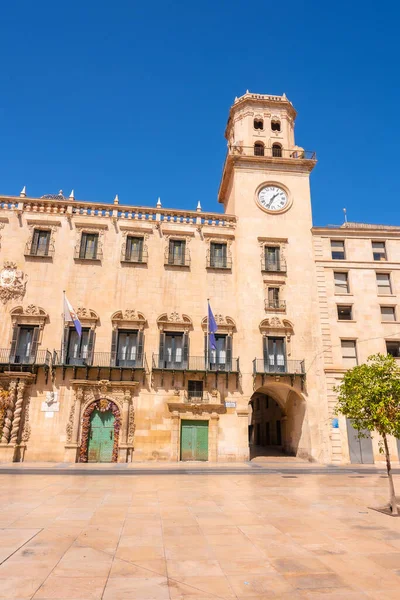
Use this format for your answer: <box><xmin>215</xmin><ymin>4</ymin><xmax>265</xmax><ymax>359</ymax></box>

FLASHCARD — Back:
<box><xmin>0</xmin><ymin>91</ymin><xmax>398</xmax><ymax>464</ymax></box>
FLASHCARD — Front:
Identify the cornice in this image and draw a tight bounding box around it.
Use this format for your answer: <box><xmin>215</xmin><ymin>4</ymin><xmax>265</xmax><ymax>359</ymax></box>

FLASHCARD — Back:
<box><xmin>313</xmin><ymin>227</ymin><xmax>400</xmax><ymax>239</ymax></box>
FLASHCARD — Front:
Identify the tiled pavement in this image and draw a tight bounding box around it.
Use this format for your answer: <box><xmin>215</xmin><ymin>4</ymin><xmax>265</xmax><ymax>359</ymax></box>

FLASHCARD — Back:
<box><xmin>1</xmin><ymin>469</ymin><xmax>400</xmax><ymax>599</ymax></box>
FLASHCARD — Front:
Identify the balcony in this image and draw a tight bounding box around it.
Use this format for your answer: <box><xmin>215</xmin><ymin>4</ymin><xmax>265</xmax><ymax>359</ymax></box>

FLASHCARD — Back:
<box><xmin>54</xmin><ymin>351</ymin><xmax>147</xmax><ymax>381</ymax></box>
<box><xmin>152</xmin><ymin>355</ymin><xmax>239</xmax><ymax>372</ymax></box>
<box><xmin>229</xmin><ymin>145</ymin><xmax>316</xmax><ymax>161</ymax></box>
<box><xmin>184</xmin><ymin>390</ymin><xmax>211</xmax><ymax>403</ymax></box>
<box><xmin>206</xmin><ymin>251</ymin><xmax>232</xmax><ymax>270</ymax></box>
<box><xmin>253</xmin><ymin>358</ymin><xmax>305</xmax><ymax>388</ymax></box>
<box><xmin>0</xmin><ymin>348</ymin><xmax>52</xmax><ymax>381</ymax></box>
<box><xmin>262</xmin><ymin>258</ymin><xmax>287</xmax><ymax>273</ymax></box>
<box><xmin>164</xmin><ymin>248</ymin><xmax>191</xmax><ymax>268</ymax></box>
<box><xmin>265</xmin><ymin>299</ymin><xmax>286</xmax><ymax>311</ymax></box>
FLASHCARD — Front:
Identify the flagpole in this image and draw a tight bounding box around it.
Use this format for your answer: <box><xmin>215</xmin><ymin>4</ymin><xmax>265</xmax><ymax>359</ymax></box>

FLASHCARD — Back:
<box><xmin>206</xmin><ymin>297</ymin><xmax>209</xmax><ymax>371</ymax></box>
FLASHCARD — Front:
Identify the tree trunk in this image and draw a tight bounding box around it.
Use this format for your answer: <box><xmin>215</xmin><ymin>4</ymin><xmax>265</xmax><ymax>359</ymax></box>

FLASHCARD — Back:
<box><xmin>383</xmin><ymin>433</ymin><xmax>398</xmax><ymax>515</ymax></box>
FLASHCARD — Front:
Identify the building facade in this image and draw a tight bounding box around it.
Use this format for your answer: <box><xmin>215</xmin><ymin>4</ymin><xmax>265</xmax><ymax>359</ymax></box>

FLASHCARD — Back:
<box><xmin>0</xmin><ymin>91</ymin><xmax>398</xmax><ymax>465</ymax></box>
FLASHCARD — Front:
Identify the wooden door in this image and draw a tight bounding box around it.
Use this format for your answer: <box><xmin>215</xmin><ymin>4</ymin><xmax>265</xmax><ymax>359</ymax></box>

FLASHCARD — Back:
<box><xmin>180</xmin><ymin>420</ymin><xmax>208</xmax><ymax>461</ymax></box>
<box><xmin>88</xmin><ymin>410</ymin><xmax>115</xmax><ymax>463</ymax></box>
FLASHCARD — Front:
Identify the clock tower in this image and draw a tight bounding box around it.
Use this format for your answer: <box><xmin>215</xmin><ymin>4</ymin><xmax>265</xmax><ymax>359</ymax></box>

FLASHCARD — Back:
<box><xmin>218</xmin><ymin>92</ymin><xmax>328</xmax><ymax>463</ymax></box>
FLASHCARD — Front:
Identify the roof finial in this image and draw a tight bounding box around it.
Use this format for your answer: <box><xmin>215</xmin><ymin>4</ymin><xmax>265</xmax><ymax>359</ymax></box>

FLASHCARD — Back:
<box><xmin>20</xmin><ymin>186</ymin><xmax>26</xmax><ymax>198</ymax></box>
<box><xmin>156</xmin><ymin>197</ymin><xmax>162</xmax><ymax>208</ymax></box>
<box><xmin>343</xmin><ymin>208</ymin><xmax>348</xmax><ymax>224</ymax></box>
<box><xmin>246</xmin><ymin>89</ymin><xmax>249</xmax><ymax>94</ymax></box>
<box><xmin>196</xmin><ymin>200</ymin><xmax>202</xmax><ymax>212</ymax></box>
<box><xmin>69</xmin><ymin>189</ymin><xmax>75</xmax><ymax>200</ymax></box>
<box><xmin>113</xmin><ymin>194</ymin><xmax>119</xmax><ymax>205</ymax></box>
<box><xmin>58</xmin><ymin>190</ymin><xmax>63</xmax><ymax>196</ymax></box>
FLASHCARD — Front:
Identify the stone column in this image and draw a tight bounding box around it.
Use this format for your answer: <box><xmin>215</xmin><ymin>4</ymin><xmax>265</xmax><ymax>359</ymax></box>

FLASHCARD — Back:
<box><xmin>64</xmin><ymin>387</ymin><xmax>83</xmax><ymax>463</ymax></box>
<box><xmin>10</xmin><ymin>380</ymin><xmax>26</xmax><ymax>444</ymax></box>
<box><xmin>118</xmin><ymin>390</ymin><xmax>133</xmax><ymax>463</ymax></box>
<box><xmin>209</xmin><ymin>413</ymin><xmax>220</xmax><ymax>462</ymax></box>
<box><xmin>1</xmin><ymin>380</ymin><xmax>17</xmax><ymax>444</ymax></box>
<box><xmin>120</xmin><ymin>394</ymin><xmax>130</xmax><ymax>445</ymax></box>
<box><xmin>170</xmin><ymin>412</ymin><xmax>180</xmax><ymax>461</ymax></box>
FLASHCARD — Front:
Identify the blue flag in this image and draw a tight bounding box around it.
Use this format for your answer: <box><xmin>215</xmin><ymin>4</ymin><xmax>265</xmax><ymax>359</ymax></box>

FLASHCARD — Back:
<box><xmin>208</xmin><ymin>301</ymin><xmax>218</xmax><ymax>351</ymax></box>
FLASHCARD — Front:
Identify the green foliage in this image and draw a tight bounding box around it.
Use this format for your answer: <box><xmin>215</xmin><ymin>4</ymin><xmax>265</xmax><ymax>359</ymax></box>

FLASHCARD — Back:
<box><xmin>334</xmin><ymin>353</ymin><xmax>400</xmax><ymax>439</ymax></box>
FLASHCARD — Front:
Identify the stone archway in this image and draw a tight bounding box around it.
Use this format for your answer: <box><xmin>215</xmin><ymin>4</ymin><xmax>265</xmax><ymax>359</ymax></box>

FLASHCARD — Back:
<box><xmin>249</xmin><ymin>384</ymin><xmax>308</xmax><ymax>460</ymax></box>
<box><xmin>79</xmin><ymin>399</ymin><xmax>121</xmax><ymax>463</ymax></box>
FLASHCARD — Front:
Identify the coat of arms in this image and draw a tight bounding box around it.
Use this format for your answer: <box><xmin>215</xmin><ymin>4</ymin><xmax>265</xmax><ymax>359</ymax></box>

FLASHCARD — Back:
<box><xmin>0</xmin><ymin>262</ymin><xmax>27</xmax><ymax>303</ymax></box>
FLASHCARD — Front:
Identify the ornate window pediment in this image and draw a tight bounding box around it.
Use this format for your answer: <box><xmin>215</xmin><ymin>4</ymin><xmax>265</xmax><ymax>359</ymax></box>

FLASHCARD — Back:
<box><xmin>24</xmin><ymin>224</ymin><xmax>58</xmax><ymax>258</ymax></box>
<box><xmin>157</xmin><ymin>312</ymin><xmax>193</xmax><ymax>332</ymax></box>
<box><xmin>201</xmin><ymin>314</ymin><xmax>236</xmax><ymax>335</ymax></box>
<box><xmin>259</xmin><ymin>317</ymin><xmax>294</xmax><ymax>340</ymax></box>
<box><xmin>75</xmin><ymin>307</ymin><xmax>99</xmax><ymax>328</ymax></box>
<box><xmin>111</xmin><ymin>309</ymin><xmax>147</xmax><ymax>331</ymax></box>
<box><xmin>10</xmin><ymin>305</ymin><xmax>48</xmax><ymax>328</ymax></box>
<box><xmin>74</xmin><ymin>226</ymin><xmax>106</xmax><ymax>261</ymax></box>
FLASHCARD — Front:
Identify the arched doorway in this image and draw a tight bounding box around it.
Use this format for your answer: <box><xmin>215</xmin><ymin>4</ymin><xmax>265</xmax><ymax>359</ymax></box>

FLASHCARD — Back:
<box><xmin>249</xmin><ymin>385</ymin><xmax>307</xmax><ymax>460</ymax></box>
<box><xmin>79</xmin><ymin>399</ymin><xmax>121</xmax><ymax>463</ymax></box>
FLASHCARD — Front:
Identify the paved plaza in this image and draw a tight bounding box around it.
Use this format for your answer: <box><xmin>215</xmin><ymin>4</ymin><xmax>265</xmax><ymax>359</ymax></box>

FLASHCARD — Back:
<box><xmin>1</xmin><ymin>466</ymin><xmax>400</xmax><ymax>599</ymax></box>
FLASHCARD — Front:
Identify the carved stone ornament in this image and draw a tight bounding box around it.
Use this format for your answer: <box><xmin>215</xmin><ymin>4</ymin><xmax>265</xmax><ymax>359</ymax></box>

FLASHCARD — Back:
<box><xmin>111</xmin><ymin>309</ymin><xmax>146</xmax><ymax>330</ymax></box>
<box><xmin>201</xmin><ymin>315</ymin><xmax>236</xmax><ymax>334</ymax></box>
<box><xmin>0</xmin><ymin>223</ymin><xmax>5</xmax><ymax>249</ymax></box>
<box><xmin>10</xmin><ymin>305</ymin><xmax>48</xmax><ymax>329</ymax></box>
<box><xmin>0</xmin><ymin>262</ymin><xmax>27</xmax><ymax>304</ymax></box>
<box><xmin>157</xmin><ymin>312</ymin><xmax>193</xmax><ymax>332</ymax></box>
<box><xmin>75</xmin><ymin>307</ymin><xmax>99</xmax><ymax>327</ymax></box>
<box><xmin>98</xmin><ymin>380</ymin><xmax>110</xmax><ymax>395</ymax></box>
<box><xmin>259</xmin><ymin>317</ymin><xmax>294</xmax><ymax>341</ymax></box>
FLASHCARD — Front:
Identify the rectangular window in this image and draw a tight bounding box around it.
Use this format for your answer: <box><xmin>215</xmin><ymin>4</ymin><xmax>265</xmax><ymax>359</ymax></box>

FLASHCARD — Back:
<box><xmin>168</xmin><ymin>240</ymin><xmax>186</xmax><ymax>266</ymax></box>
<box><xmin>331</xmin><ymin>240</ymin><xmax>345</xmax><ymax>260</ymax></box>
<box><xmin>376</xmin><ymin>273</ymin><xmax>392</xmax><ymax>294</ymax></box>
<box><xmin>264</xmin><ymin>336</ymin><xmax>286</xmax><ymax>372</ymax></box>
<box><xmin>267</xmin><ymin>287</ymin><xmax>280</xmax><ymax>308</ymax></box>
<box><xmin>125</xmin><ymin>236</ymin><xmax>144</xmax><ymax>262</ymax></box>
<box><xmin>210</xmin><ymin>242</ymin><xmax>227</xmax><ymax>268</ymax></box>
<box><xmin>265</xmin><ymin>246</ymin><xmax>280</xmax><ymax>271</ymax></box>
<box><xmin>386</xmin><ymin>341</ymin><xmax>400</xmax><ymax>358</ymax></box>
<box><xmin>341</xmin><ymin>340</ymin><xmax>357</xmax><ymax>367</ymax></box>
<box><xmin>79</xmin><ymin>233</ymin><xmax>99</xmax><ymax>260</ymax></box>
<box><xmin>165</xmin><ymin>333</ymin><xmax>183</xmax><ymax>366</ymax></box>
<box><xmin>67</xmin><ymin>328</ymin><xmax>90</xmax><ymax>365</ymax></box>
<box><xmin>381</xmin><ymin>306</ymin><xmax>396</xmax><ymax>322</ymax></box>
<box><xmin>188</xmin><ymin>380</ymin><xmax>203</xmax><ymax>400</ymax></box>
<box><xmin>209</xmin><ymin>334</ymin><xmax>227</xmax><ymax>370</ymax></box>
<box><xmin>15</xmin><ymin>326</ymin><xmax>36</xmax><ymax>363</ymax></box>
<box><xmin>30</xmin><ymin>229</ymin><xmax>51</xmax><ymax>256</ymax></box>
<box><xmin>117</xmin><ymin>330</ymin><xmax>138</xmax><ymax>366</ymax></box>
<box><xmin>337</xmin><ymin>305</ymin><xmax>353</xmax><ymax>321</ymax></box>
<box><xmin>334</xmin><ymin>272</ymin><xmax>349</xmax><ymax>293</ymax></box>
<box><xmin>372</xmin><ymin>241</ymin><xmax>387</xmax><ymax>261</ymax></box>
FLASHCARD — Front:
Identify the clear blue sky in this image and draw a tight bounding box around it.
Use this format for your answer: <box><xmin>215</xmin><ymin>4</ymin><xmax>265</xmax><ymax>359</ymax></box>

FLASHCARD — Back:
<box><xmin>1</xmin><ymin>1</ymin><xmax>399</xmax><ymax>226</ymax></box>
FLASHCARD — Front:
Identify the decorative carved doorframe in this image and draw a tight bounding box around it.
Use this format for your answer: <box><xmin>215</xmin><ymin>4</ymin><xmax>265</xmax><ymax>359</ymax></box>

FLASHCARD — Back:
<box><xmin>79</xmin><ymin>399</ymin><xmax>121</xmax><ymax>463</ymax></box>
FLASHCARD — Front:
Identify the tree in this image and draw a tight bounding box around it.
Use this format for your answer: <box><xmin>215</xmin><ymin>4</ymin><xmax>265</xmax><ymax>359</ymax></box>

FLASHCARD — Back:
<box><xmin>335</xmin><ymin>353</ymin><xmax>400</xmax><ymax>515</ymax></box>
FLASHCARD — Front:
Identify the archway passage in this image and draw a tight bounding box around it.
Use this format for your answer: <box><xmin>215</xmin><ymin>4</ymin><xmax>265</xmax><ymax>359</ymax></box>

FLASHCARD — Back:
<box><xmin>79</xmin><ymin>400</ymin><xmax>121</xmax><ymax>463</ymax></box>
<box><xmin>249</xmin><ymin>387</ymin><xmax>307</xmax><ymax>460</ymax></box>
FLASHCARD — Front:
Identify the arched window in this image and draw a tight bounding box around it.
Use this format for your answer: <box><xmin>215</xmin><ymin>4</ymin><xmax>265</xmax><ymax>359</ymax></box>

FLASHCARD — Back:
<box><xmin>254</xmin><ymin>118</ymin><xmax>263</xmax><ymax>130</ymax></box>
<box><xmin>254</xmin><ymin>142</ymin><xmax>265</xmax><ymax>156</ymax></box>
<box><xmin>271</xmin><ymin>120</ymin><xmax>281</xmax><ymax>132</ymax></box>
<box><xmin>272</xmin><ymin>144</ymin><xmax>282</xmax><ymax>157</ymax></box>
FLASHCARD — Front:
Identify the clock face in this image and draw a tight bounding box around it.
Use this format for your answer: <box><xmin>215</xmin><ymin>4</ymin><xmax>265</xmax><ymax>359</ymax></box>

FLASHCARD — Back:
<box><xmin>258</xmin><ymin>185</ymin><xmax>288</xmax><ymax>212</ymax></box>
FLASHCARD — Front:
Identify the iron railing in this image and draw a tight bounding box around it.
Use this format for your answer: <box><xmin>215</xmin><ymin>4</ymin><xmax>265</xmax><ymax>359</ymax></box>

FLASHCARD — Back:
<box><xmin>184</xmin><ymin>390</ymin><xmax>210</xmax><ymax>403</ymax></box>
<box><xmin>262</xmin><ymin>258</ymin><xmax>287</xmax><ymax>273</ymax></box>
<box><xmin>164</xmin><ymin>247</ymin><xmax>191</xmax><ymax>267</ymax></box>
<box><xmin>121</xmin><ymin>247</ymin><xmax>148</xmax><ymax>264</ymax></box>
<box><xmin>265</xmin><ymin>299</ymin><xmax>286</xmax><ymax>310</ymax></box>
<box><xmin>54</xmin><ymin>351</ymin><xmax>145</xmax><ymax>368</ymax></box>
<box><xmin>229</xmin><ymin>145</ymin><xmax>316</xmax><ymax>160</ymax></box>
<box><xmin>0</xmin><ymin>348</ymin><xmax>52</xmax><ymax>366</ymax></box>
<box><xmin>253</xmin><ymin>358</ymin><xmax>305</xmax><ymax>375</ymax></box>
<box><xmin>152</xmin><ymin>354</ymin><xmax>239</xmax><ymax>372</ymax></box>
<box><xmin>206</xmin><ymin>251</ymin><xmax>232</xmax><ymax>270</ymax></box>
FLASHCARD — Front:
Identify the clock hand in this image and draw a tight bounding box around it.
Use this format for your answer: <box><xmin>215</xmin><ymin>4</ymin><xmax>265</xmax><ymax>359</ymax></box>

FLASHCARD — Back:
<box><xmin>266</xmin><ymin>193</ymin><xmax>279</xmax><ymax>208</ymax></box>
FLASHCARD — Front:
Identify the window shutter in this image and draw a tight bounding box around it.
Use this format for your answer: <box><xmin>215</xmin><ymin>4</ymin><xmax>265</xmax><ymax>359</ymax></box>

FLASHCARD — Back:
<box><xmin>87</xmin><ymin>330</ymin><xmax>95</xmax><ymax>365</ymax></box>
<box><xmin>137</xmin><ymin>331</ymin><xmax>144</xmax><ymax>367</ymax></box>
<box><xmin>44</xmin><ymin>231</ymin><xmax>50</xmax><ymax>256</ymax></box>
<box><xmin>204</xmin><ymin>333</ymin><xmax>208</xmax><ymax>369</ymax></box>
<box><xmin>180</xmin><ymin>241</ymin><xmax>186</xmax><ymax>265</ymax></box>
<box><xmin>168</xmin><ymin>241</ymin><xmax>174</xmax><ymax>264</ymax></box>
<box><xmin>31</xmin><ymin>230</ymin><xmax>40</xmax><ymax>255</ymax></box>
<box><xmin>93</xmin><ymin>235</ymin><xmax>98</xmax><ymax>259</ymax></box>
<box><xmin>111</xmin><ymin>329</ymin><xmax>118</xmax><ymax>366</ymax></box>
<box><xmin>29</xmin><ymin>327</ymin><xmax>40</xmax><ymax>363</ymax></box>
<box><xmin>159</xmin><ymin>332</ymin><xmax>165</xmax><ymax>367</ymax></box>
<box><xmin>263</xmin><ymin>337</ymin><xmax>268</xmax><ymax>367</ymax></box>
<box><xmin>183</xmin><ymin>332</ymin><xmax>189</xmax><ymax>367</ymax></box>
<box><xmin>62</xmin><ymin>327</ymin><xmax>69</xmax><ymax>363</ymax></box>
<box><xmin>226</xmin><ymin>335</ymin><xmax>232</xmax><ymax>371</ymax></box>
<box><xmin>79</xmin><ymin>234</ymin><xmax>86</xmax><ymax>259</ymax></box>
<box><xmin>9</xmin><ymin>325</ymin><xmax>20</xmax><ymax>362</ymax></box>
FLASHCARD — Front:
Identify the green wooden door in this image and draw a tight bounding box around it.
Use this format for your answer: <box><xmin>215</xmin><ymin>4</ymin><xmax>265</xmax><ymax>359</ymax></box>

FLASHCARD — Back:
<box><xmin>180</xmin><ymin>420</ymin><xmax>208</xmax><ymax>461</ymax></box>
<box><xmin>88</xmin><ymin>410</ymin><xmax>115</xmax><ymax>463</ymax></box>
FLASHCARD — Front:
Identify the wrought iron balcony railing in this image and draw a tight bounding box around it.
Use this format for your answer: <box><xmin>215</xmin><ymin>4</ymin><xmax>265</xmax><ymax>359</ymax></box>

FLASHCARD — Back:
<box><xmin>184</xmin><ymin>390</ymin><xmax>210</xmax><ymax>403</ymax></box>
<box><xmin>54</xmin><ymin>351</ymin><xmax>146</xmax><ymax>369</ymax></box>
<box><xmin>121</xmin><ymin>248</ymin><xmax>148</xmax><ymax>264</ymax></box>
<box><xmin>152</xmin><ymin>355</ymin><xmax>239</xmax><ymax>372</ymax></box>
<box><xmin>253</xmin><ymin>358</ymin><xmax>305</xmax><ymax>375</ymax></box>
<box><xmin>229</xmin><ymin>145</ymin><xmax>316</xmax><ymax>160</ymax></box>
<box><xmin>265</xmin><ymin>299</ymin><xmax>286</xmax><ymax>310</ymax></box>
<box><xmin>206</xmin><ymin>251</ymin><xmax>232</xmax><ymax>270</ymax></box>
<box><xmin>262</xmin><ymin>258</ymin><xmax>287</xmax><ymax>273</ymax></box>
<box><xmin>0</xmin><ymin>348</ymin><xmax>52</xmax><ymax>367</ymax></box>
<box><xmin>164</xmin><ymin>248</ymin><xmax>191</xmax><ymax>267</ymax></box>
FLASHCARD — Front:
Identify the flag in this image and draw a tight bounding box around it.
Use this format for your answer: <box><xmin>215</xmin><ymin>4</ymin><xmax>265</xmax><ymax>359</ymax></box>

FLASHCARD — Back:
<box><xmin>64</xmin><ymin>295</ymin><xmax>82</xmax><ymax>337</ymax></box>
<box><xmin>208</xmin><ymin>301</ymin><xmax>218</xmax><ymax>351</ymax></box>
